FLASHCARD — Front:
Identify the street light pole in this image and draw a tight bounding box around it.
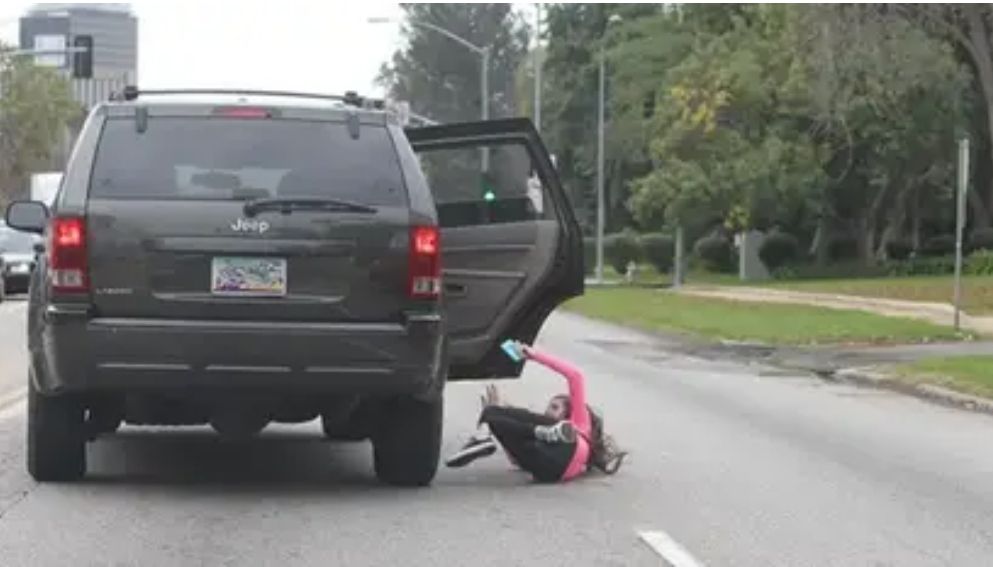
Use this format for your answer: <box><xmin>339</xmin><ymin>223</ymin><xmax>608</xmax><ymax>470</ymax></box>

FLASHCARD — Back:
<box><xmin>594</xmin><ymin>14</ymin><xmax>623</xmax><ymax>284</ymax></box>
<box><xmin>481</xmin><ymin>46</ymin><xmax>490</xmax><ymax>171</ymax></box>
<box><xmin>367</xmin><ymin>16</ymin><xmax>490</xmax><ymax>168</ymax></box>
<box><xmin>595</xmin><ymin>49</ymin><xmax>606</xmax><ymax>284</ymax></box>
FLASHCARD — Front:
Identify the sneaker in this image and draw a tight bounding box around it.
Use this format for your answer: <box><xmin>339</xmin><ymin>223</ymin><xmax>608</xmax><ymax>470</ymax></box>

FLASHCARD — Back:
<box><xmin>445</xmin><ymin>436</ymin><xmax>498</xmax><ymax>468</ymax></box>
<box><xmin>534</xmin><ymin>421</ymin><xmax>577</xmax><ymax>444</ymax></box>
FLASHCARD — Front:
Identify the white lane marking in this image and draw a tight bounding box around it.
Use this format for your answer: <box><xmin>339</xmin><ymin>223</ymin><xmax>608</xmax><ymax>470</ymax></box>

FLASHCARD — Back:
<box><xmin>0</xmin><ymin>387</ymin><xmax>26</xmax><ymax>412</ymax></box>
<box><xmin>638</xmin><ymin>530</ymin><xmax>706</xmax><ymax>567</ymax></box>
<box><xmin>0</xmin><ymin>396</ymin><xmax>26</xmax><ymax>422</ymax></box>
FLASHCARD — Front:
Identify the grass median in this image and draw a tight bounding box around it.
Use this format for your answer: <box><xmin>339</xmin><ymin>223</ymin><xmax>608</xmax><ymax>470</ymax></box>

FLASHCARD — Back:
<box><xmin>894</xmin><ymin>356</ymin><xmax>993</xmax><ymax>399</ymax></box>
<box><xmin>566</xmin><ymin>287</ymin><xmax>965</xmax><ymax>345</ymax></box>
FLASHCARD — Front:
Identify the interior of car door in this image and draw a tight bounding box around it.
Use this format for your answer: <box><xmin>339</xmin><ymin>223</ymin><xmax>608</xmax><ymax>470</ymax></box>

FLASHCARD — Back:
<box><xmin>406</xmin><ymin>118</ymin><xmax>583</xmax><ymax>380</ymax></box>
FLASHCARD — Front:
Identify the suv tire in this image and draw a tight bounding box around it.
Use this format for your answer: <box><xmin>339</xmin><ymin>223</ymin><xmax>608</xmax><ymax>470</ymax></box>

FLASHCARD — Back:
<box><xmin>372</xmin><ymin>395</ymin><xmax>443</xmax><ymax>487</ymax></box>
<box><xmin>27</xmin><ymin>374</ymin><xmax>86</xmax><ymax>482</ymax></box>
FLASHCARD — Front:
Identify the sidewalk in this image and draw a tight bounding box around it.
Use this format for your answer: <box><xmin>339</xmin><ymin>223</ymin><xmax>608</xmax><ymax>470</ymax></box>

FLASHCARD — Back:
<box><xmin>681</xmin><ymin>285</ymin><xmax>993</xmax><ymax>336</ymax></box>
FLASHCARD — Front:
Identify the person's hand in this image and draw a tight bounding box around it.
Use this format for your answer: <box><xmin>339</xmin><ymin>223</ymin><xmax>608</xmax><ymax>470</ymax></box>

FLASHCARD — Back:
<box><xmin>513</xmin><ymin>341</ymin><xmax>531</xmax><ymax>359</ymax></box>
<box><xmin>520</xmin><ymin>343</ymin><xmax>534</xmax><ymax>358</ymax></box>
<box><xmin>481</xmin><ymin>383</ymin><xmax>504</xmax><ymax>409</ymax></box>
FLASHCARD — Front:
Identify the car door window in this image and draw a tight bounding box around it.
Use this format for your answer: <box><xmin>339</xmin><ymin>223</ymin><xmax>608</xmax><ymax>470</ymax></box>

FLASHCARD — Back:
<box><xmin>417</xmin><ymin>142</ymin><xmax>549</xmax><ymax>228</ymax></box>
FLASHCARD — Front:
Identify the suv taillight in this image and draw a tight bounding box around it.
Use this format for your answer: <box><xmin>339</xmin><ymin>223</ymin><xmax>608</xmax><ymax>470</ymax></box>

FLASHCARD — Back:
<box><xmin>48</xmin><ymin>216</ymin><xmax>89</xmax><ymax>294</ymax></box>
<box><xmin>408</xmin><ymin>226</ymin><xmax>441</xmax><ymax>299</ymax></box>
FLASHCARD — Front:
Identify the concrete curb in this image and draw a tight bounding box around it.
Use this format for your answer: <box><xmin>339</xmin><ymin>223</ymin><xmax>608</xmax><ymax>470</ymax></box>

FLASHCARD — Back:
<box><xmin>835</xmin><ymin>366</ymin><xmax>993</xmax><ymax>416</ymax></box>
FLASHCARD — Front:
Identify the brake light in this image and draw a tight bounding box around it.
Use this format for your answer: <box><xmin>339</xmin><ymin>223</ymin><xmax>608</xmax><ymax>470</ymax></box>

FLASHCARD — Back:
<box><xmin>408</xmin><ymin>226</ymin><xmax>441</xmax><ymax>299</ymax></box>
<box><xmin>214</xmin><ymin>107</ymin><xmax>271</xmax><ymax>118</ymax></box>
<box><xmin>48</xmin><ymin>217</ymin><xmax>88</xmax><ymax>293</ymax></box>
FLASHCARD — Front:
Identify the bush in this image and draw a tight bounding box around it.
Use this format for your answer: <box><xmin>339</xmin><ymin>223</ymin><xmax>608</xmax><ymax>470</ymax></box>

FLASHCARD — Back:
<box><xmin>969</xmin><ymin>228</ymin><xmax>993</xmax><ymax>253</ymax></box>
<box><xmin>640</xmin><ymin>233</ymin><xmax>674</xmax><ymax>273</ymax></box>
<box><xmin>922</xmin><ymin>234</ymin><xmax>955</xmax><ymax>257</ymax></box>
<box><xmin>885</xmin><ymin>240</ymin><xmax>914</xmax><ymax>261</ymax></box>
<box><xmin>693</xmin><ymin>234</ymin><xmax>734</xmax><ymax>273</ymax></box>
<box><xmin>828</xmin><ymin>238</ymin><xmax>858</xmax><ymax>262</ymax></box>
<box><xmin>967</xmin><ymin>249</ymin><xmax>993</xmax><ymax>275</ymax></box>
<box><xmin>772</xmin><ymin>260</ymin><xmax>888</xmax><ymax>280</ymax></box>
<box><xmin>759</xmin><ymin>232</ymin><xmax>800</xmax><ymax>270</ymax></box>
<box><xmin>604</xmin><ymin>231</ymin><xmax>642</xmax><ymax>274</ymax></box>
<box><xmin>885</xmin><ymin>255</ymin><xmax>955</xmax><ymax>277</ymax></box>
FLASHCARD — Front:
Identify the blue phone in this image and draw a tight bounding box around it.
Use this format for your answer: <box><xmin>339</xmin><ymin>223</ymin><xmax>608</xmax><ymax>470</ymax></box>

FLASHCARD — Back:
<box><xmin>500</xmin><ymin>340</ymin><xmax>523</xmax><ymax>362</ymax></box>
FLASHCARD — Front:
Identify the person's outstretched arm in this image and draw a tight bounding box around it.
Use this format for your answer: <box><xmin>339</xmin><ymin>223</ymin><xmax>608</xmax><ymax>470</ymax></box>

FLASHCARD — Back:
<box><xmin>523</xmin><ymin>346</ymin><xmax>591</xmax><ymax>433</ymax></box>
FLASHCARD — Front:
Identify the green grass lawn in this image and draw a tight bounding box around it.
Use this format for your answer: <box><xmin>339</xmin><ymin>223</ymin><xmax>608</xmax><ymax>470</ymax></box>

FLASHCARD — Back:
<box><xmin>895</xmin><ymin>356</ymin><xmax>993</xmax><ymax>398</ymax></box>
<box><xmin>764</xmin><ymin>276</ymin><xmax>993</xmax><ymax>315</ymax></box>
<box><xmin>566</xmin><ymin>287</ymin><xmax>965</xmax><ymax>345</ymax></box>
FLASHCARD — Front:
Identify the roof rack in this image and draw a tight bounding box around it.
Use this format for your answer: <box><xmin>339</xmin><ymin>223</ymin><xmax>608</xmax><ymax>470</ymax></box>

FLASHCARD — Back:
<box><xmin>109</xmin><ymin>86</ymin><xmax>386</xmax><ymax>110</ymax></box>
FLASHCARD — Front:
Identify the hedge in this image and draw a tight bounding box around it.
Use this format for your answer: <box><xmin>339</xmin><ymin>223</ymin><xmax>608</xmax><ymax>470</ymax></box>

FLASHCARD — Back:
<box><xmin>693</xmin><ymin>234</ymin><xmax>734</xmax><ymax>273</ymax></box>
<box><xmin>604</xmin><ymin>232</ymin><xmax>642</xmax><ymax>274</ymax></box>
<box><xmin>759</xmin><ymin>232</ymin><xmax>800</xmax><ymax>270</ymax></box>
<box><xmin>641</xmin><ymin>233</ymin><xmax>675</xmax><ymax>273</ymax></box>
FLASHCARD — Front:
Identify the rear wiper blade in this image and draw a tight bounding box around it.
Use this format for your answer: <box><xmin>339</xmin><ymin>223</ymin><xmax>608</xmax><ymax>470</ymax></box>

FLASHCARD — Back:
<box><xmin>243</xmin><ymin>197</ymin><xmax>377</xmax><ymax>217</ymax></box>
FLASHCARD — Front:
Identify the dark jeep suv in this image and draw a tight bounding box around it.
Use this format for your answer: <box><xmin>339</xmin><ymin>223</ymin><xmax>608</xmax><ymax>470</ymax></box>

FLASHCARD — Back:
<box><xmin>4</xmin><ymin>88</ymin><xmax>582</xmax><ymax>485</ymax></box>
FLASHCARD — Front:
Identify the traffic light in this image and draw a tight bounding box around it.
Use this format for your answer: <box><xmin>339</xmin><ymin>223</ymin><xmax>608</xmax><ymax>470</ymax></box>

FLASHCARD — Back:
<box><xmin>480</xmin><ymin>175</ymin><xmax>496</xmax><ymax>203</ymax></box>
<box><xmin>72</xmin><ymin>35</ymin><xmax>93</xmax><ymax>79</ymax></box>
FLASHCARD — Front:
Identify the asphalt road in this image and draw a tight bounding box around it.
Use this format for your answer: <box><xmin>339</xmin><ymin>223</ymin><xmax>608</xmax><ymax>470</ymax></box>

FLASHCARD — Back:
<box><xmin>0</xmin><ymin>299</ymin><xmax>992</xmax><ymax>566</ymax></box>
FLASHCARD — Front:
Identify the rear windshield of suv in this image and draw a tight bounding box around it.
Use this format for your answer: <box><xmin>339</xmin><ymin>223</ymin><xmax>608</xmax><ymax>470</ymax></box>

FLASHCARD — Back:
<box><xmin>89</xmin><ymin>117</ymin><xmax>406</xmax><ymax>206</ymax></box>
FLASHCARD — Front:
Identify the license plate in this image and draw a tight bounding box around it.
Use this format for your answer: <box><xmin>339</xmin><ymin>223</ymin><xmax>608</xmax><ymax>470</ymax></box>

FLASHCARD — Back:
<box><xmin>10</xmin><ymin>264</ymin><xmax>30</xmax><ymax>274</ymax></box>
<box><xmin>211</xmin><ymin>257</ymin><xmax>287</xmax><ymax>297</ymax></box>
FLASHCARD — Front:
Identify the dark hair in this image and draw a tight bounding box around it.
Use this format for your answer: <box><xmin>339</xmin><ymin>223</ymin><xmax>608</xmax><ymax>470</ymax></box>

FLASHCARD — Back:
<box><xmin>552</xmin><ymin>395</ymin><xmax>627</xmax><ymax>475</ymax></box>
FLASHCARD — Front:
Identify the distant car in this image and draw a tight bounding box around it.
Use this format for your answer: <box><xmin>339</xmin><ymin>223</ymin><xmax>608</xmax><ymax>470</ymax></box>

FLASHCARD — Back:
<box><xmin>0</xmin><ymin>224</ymin><xmax>40</xmax><ymax>295</ymax></box>
<box><xmin>3</xmin><ymin>87</ymin><xmax>583</xmax><ymax>485</ymax></box>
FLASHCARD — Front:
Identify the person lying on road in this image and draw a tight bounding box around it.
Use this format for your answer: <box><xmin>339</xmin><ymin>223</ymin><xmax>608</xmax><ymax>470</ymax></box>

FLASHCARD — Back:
<box><xmin>445</xmin><ymin>341</ymin><xmax>626</xmax><ymax>482</ymax></box>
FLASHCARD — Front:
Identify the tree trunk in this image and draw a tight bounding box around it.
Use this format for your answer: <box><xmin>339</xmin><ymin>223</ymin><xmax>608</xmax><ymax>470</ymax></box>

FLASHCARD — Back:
<box><xmin>911</xmin><ymin>185</ymin><xmax>922</xmax><ymax>253</ymax></box>
<box><xmin>876</xmin><ymin>185</ymin><xmax>911</xmax><ymax>260</ymax></box>
<box><xmin>969</xmin><ymin>187</ymin><xmax>989</xmax><ymax>229</ymax></box>
<box><xmin>810</xmin><ymin>218</ymin><xmax>830</xmax><ymax>265</ymax></box>
<box><xmin>857</xmin><ymin>216</ymin><xmax>876</xmax><ymax>266</ymax></box>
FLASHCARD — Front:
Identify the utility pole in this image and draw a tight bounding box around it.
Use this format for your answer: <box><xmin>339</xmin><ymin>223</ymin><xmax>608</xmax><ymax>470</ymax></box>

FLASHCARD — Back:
<box><xmin>595</xmin><ymin>48</ymin><xmax>606</xmax><ymax>284</ymax></box>
<box><xmin>481</xmin><ymin>46</ymin><xmax>490</xmax><ymax>171</ymax></box>
<box><xmin>594</xmin><ymin>14</ymin><xmax>623</xmax><ymax>284</ymax></box>
<box><xmin>954</xmin><ymin>136</ymin><xmax>969</xmax><ymax>331</ymax></box>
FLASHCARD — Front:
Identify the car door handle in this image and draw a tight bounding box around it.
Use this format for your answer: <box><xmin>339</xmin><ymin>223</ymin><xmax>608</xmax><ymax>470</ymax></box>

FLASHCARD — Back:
<box><xmin>445</xmin><ymin>283</ymin><xmax>468</xmax><ymax>297</ymax></box>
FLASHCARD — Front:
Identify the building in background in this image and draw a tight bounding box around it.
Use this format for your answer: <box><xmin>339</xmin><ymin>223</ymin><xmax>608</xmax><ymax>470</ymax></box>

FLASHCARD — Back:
<box><xmin>19</xmin><ymin>3</ymin><xmax>137</xmax><ymax>108</ymax></box>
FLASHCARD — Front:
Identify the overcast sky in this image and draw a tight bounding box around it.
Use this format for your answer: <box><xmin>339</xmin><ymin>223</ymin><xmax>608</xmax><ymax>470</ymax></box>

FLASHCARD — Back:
<box><xmin>0</xmin><ymin>0</ymin><xmax>410</xmax><ymax>96</ymax></box>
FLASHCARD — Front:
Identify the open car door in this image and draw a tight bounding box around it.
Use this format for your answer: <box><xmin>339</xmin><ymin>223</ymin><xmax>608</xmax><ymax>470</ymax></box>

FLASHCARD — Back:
<box><xmin>406</xmin><ymin>118</ymin><xmax>583</xmax><ymax>380</ymax></box>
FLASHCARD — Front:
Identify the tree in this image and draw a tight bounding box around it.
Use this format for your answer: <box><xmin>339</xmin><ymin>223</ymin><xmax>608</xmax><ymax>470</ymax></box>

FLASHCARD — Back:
<box><xmin>629</xmin><ymin>6</ymin><xmax>825</xmax><ymax>240</ymax></box>
<box><xmin>377</xmin><ymin>4</ymin><xmax>529</xmax><ymax>124</ymax></box>
<box><xmin>539</xmin><ymin>3</ymin><xmax>662</xmax><ymax>231</ymax></box>
<box><xmin>627</xmin><ymin>5</ymin><xmax>969</xmax><ymax>265</ymax></box>
<box><xmin>0</xmin><ymin>46</ymin><xmax>79</xmax><ymax>205</ymax></box>
<box><xmin>907</xmin><ymin>5</ymin><xmax>993</xmax><ymax>227</ymax></box>
<box><xmin>794</xmin><ymin>5</ymin><xmax>968</xmax><ymax>262</ymax></box>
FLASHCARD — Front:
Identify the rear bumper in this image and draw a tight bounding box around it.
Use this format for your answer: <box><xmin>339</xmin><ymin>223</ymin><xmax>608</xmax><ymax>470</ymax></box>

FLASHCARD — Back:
<box><xmin>36</xmin><ymin>306</ymin><xmax>445</xmax><ymax>397</ymax></box>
